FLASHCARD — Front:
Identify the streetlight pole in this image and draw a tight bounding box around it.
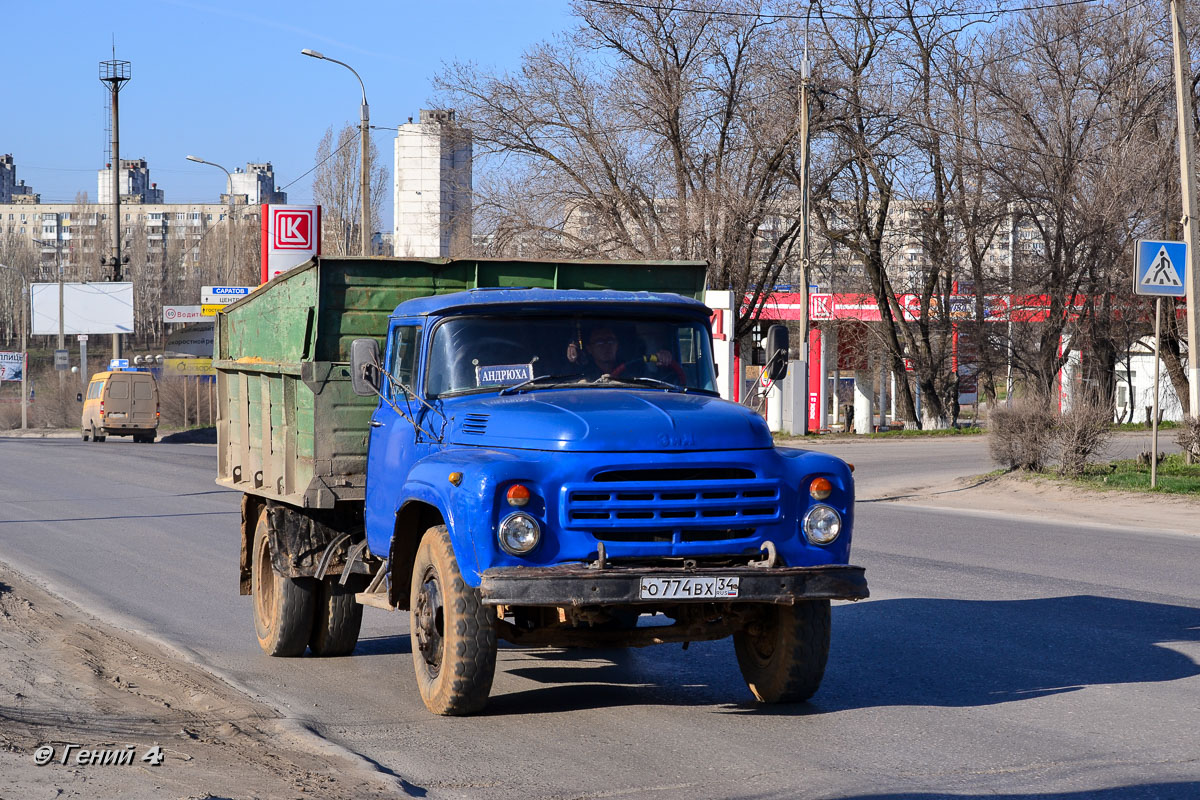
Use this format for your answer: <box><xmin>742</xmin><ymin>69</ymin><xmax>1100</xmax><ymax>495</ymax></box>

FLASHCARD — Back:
<box><xmin>186</xmin><ymin>155</ymin><xmax>236</xmax><ymax>282</ymax></box>
<box><xmin>302</xmin><ymin>48</ymin><xmax>371</xmax><ymax>256</ymax></box>
<box><xmin>796</xmin><ymin>49</ymin><xmax>812</xmax><ymax>435</ymax></box>
<box><xmin>0</xmin><ymin>263</ymin><xmax>28</xmax><ymax>429</ymax></box>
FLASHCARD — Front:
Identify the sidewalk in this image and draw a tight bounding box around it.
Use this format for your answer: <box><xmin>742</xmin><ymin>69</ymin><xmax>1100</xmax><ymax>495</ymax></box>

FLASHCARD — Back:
<box><xmin>0</xmin><ymin>427</ymin><xmax>78</xmax><ymax>439</ymax></box>
<box><xmin>882</xmin><ymin>471</ymin><xmax>1199</xmax><ymax>537</ymax></box>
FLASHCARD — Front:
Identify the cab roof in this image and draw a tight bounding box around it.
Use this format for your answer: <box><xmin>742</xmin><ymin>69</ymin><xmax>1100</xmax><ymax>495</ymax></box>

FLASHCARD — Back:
<box><xmin>390</xmin><ymin>287</ymin><xmax>711</xmax><ymax>319</ymax></box>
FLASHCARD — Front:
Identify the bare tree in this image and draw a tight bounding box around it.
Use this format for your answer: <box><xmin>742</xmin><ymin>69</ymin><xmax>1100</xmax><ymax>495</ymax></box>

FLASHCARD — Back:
<box><xmin>437</xmin><ymin>0</ymin><xmax>811</xmax><ymax>337</ymax></box>
<box><xmin>979</xmin><ymin>2</ymin><xmax>1168</xmax><ymax>393</ymax></box>
<box><xmin>312</xmin><ymin>124</ymin><xmax>388</xmax><ymax>256</ymax></box>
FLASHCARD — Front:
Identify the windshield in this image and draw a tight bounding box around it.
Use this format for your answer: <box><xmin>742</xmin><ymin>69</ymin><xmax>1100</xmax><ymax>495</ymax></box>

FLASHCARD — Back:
<box><xmin>426</xmin><ymin>314</ymin><xmax>718</xmax><ymax>397</ymax></box>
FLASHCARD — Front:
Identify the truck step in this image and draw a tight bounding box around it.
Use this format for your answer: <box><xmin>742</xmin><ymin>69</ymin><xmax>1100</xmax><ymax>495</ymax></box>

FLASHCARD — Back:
<box><xmin>355</xmin><ymin>591</ymin><xmax>394</xmax><ymax>611</ymax></box>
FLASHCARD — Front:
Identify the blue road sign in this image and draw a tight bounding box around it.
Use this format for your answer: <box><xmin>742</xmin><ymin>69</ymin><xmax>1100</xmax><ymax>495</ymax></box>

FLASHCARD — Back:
<box><xmin>1135</xmin><ymin>239</ymin><xmax>1187</xmax><ymax>297</ymax></box>
<box><xmin>109</xmin><ymin>358</ymin><xmax>129</xmax><ymax>370</ymax></box>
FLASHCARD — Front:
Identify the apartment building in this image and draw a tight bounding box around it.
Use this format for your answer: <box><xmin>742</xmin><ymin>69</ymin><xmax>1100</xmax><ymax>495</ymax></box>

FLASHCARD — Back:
<box><xmin>97</xmin><ymin>158</ymin><xmax>164</xmax><ymax>204</ymax></box>
<box><xmin>0</xmin><ymin>157</ymin><xmax>288</xmax><ymax>280</ymax></box>
<box><xmin>0</xmin><ymin>154</ymin><xmax>38</xmax><ymax>204</ymax></box>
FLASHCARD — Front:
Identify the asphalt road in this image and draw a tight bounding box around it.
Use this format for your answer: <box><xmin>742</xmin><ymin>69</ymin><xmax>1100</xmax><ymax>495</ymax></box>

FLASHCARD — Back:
<box><xmin>1</xmin><ymin>437</ymin><xmax>1197</xmax><ymax>799</ymax></box>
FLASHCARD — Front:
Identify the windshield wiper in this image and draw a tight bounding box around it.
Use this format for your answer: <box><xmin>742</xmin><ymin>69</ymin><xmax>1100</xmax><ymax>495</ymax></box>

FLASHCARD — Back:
<box><xmin>498</xmin><ymin>373</ymin><xmax>587</xmax><ymax>396</ymax></box>
<box><xmin>597</xmin><ymin>374</ymin><xmax>687</xmax><ymax>392</ymax></box>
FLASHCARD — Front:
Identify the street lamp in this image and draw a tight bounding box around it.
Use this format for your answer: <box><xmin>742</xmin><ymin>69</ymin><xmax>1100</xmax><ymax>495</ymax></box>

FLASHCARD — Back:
<box><xmin>186</xmin><ymin>155</ymin><xmax>237</xmax><ymax>281</ymax></box>
<box><xmin>0</xmin><ymin>262</ymin><xmax>29</xmax><ymax>429</ymax></box>
<box><xmin>302</xmin><ymin>48</ymin><xmax>371</xmax><ymax>256</ymax></box>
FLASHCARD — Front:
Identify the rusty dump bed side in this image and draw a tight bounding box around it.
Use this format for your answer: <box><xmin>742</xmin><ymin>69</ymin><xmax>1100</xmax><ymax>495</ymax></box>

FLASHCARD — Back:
<box><xmin>212</xmin><ymin>256</ymin><xmax>708</xmax><ymax>509</ymax></box>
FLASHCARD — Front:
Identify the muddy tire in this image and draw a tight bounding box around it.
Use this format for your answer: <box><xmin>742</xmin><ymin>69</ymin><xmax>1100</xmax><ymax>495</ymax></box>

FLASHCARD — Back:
<box><xmin>92</xmin><ymin>426</ymin><xmax>105</xmax><ymax>443</ymax></box>
<box><xmin>409</xmin><ymin>525</ymin><xmax>497</xmax><ymax>715</ymax></box>
<box><xmin>251</xmin><ymin>507</ymin><xmax>316</xmax><ymax>657</ymax></box>
<box><xmin>309</xmin><ymin>576</ymin><xmax>364</xmax><ymax>657</ymax></box>
<box><xmin>733</xmin><ymin>599</ymin><xmax>830</xmax><ymax>704</ymax></box>
<box><xmin>81</xmin><ymin>428</ymin><xmax>90</xmax><ymax>442</ymax></box>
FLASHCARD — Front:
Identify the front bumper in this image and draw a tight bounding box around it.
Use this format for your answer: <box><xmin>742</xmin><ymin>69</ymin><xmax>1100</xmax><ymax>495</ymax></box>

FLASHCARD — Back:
<box><xmin>479</xmin><ymin>563</ymin><xmax>868</xmax><ymax>607</ymax></box>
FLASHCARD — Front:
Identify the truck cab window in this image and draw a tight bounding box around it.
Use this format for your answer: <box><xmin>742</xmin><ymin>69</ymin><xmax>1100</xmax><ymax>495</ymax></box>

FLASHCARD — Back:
<box><xmin>389</xmin><ymin>325</ymin><xmax>421</xmax><ymax>397</ymax></box>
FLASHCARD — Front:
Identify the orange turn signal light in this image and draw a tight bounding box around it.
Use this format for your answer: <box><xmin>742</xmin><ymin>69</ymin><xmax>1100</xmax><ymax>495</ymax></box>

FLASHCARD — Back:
<box><xmin>506</xmin><ymin>484</ymin><xmax>531</xmax><ymax>507</ymax></box>
<box><xmin>809</xmin><ymin>477</ymin><xmax>833</xmax><ymax>500</ymax></box>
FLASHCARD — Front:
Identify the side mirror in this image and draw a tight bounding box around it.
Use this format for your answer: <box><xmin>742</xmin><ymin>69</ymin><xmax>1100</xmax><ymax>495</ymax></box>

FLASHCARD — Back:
<box><xmin>76</xmin><ymin>392</ymin><xmax>83</xmax><ymax>403</ymax></box>
<box><xmin>350</xmin><ymin>338</ymin><xmax>382</xmax><ymax>397</ymax></box>
<box><xmin>765</xmin><ymin>324</ymin><xmax>789</xmax><ymax>381</ymax></box>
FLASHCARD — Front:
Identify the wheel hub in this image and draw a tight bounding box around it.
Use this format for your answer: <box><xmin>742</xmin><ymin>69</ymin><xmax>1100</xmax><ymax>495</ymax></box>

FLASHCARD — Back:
<box><xmin>414</xmin><ymin>569</ymin><xmax>444</xmax><ymax>674</ymax></box>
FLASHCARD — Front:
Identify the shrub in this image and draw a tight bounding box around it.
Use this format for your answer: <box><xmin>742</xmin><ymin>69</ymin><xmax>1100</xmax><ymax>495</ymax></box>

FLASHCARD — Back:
<box><xmin>989</xmin><ymin>395</ymin><xmax>1056</xmax><ymax>471</ymax></box>
<box><xmin>1052</xmin><ymin>396</ymin><xmax>1114</xmax><ymax>478</ymax></box>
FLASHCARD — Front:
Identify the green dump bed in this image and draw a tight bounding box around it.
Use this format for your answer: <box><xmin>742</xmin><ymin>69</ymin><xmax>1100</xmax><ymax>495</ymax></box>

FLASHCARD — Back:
<box><xmin>213</xmin><ymin>256</ymin><xmax>708</xmax><ymax>508</ymax></box>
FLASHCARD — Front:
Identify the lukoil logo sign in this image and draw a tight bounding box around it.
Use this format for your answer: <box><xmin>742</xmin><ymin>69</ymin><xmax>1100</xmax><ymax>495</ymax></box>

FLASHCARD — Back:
<box><xmin>273</xmin><ymin>209</ymin><xmax>314</xmax><ymax>250</ymax></box>
<box><xmin>262</xmin><ymin>204</ymin><xmax>321</xmax><ymax>284</ymax></box>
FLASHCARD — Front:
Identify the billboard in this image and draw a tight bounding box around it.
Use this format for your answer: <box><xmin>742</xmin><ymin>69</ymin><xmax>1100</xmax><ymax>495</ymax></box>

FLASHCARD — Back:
<box><xmin>0</xmin><ymin>352</ymin><xmax>25</xmax><ymax>381</ymax></box>
<box><xmin>31</xmin><ymin>282</ymin><xmax>134</xmax><ymax>335</ymax></box>
<box><xmin>261</xmin><ymin>204</ymin><xmax>321</xmax><ymax>283</ymax></box>
<box><xmin>165</xmin><ymin>357</ymin><xmax>215</xmax><ymax>377</ymax></box>
<box><xmin>165</xmin><ymin>324</ymin><xmax>214</xmax><ymax>358</ymax></box>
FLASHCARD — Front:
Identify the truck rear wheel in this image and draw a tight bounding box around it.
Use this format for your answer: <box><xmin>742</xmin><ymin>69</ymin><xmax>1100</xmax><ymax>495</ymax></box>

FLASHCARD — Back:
<box><xmin>309</xmin><ymin>576</ymin><xmax>364</xmax><ymax>657</ymax></box>
<box><xmin>251</xmin><ymin>507</ymin><xmax>316</xmax><ymax>657</ymax></box>
<box><xmin>409</xmin><ymin>525</ymin><xmax>497</xmax><ymax>715</ymax></box>
<box><xmin>733</xmin><ymin>599</ymin><xmax>830</xmax><ymax>704</ymax></box>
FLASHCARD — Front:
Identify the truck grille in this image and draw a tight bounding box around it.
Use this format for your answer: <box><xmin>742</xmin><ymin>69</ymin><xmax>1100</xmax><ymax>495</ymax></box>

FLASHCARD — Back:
<box><xmin>561</xmin><ymin>469</ymin><xmax>782</xmax><ymax>543</ymax></box>
<box><xmin>461</xmin><ymin>413</ymin><xmax>490</xmax><ymax>435</ymax></box>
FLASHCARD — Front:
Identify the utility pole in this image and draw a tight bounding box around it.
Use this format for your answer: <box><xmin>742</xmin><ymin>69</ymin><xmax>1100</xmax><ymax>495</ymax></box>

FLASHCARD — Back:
<box><xmin>20</xmin><ymin>285</ymin><xmax>27</xmax><ymax>428</ymax></box>
<box><xmin>100</xmin><ymin>57</ymin><xmax>130</xmax><ymax>362</ymax></box>
<box><xmin>360</xmin><ymin>94</ymin><xmax>370</xmax><ymax>256</ymax></box>
<box><xmin>1170</xmin><ymin>0</ymin><xmax>1200</xmax><ymax>417</ymax></box>
<box><xmin>797</xmin><ymin>49</ymin><xmax>812</xmax><ymax>434</ymax></box>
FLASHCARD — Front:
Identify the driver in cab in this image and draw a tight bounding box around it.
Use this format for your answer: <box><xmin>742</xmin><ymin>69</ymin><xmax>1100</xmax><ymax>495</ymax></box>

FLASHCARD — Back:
<box><xmin>567</xmin><ymin>326</ymin><xmax>683</xmax><ymax>383</ymax></box>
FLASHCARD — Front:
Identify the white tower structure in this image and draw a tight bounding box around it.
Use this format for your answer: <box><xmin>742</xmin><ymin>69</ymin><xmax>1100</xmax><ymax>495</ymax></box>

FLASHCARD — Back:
<box><xmin>226</xmin><ymin>163</ymin><xmax>287</xmax><ymax>205</ymax></box>
<box><xmin>393</xmin><ymin>109</ymin><xmax>472</xmax><ymax>257</ymax></box>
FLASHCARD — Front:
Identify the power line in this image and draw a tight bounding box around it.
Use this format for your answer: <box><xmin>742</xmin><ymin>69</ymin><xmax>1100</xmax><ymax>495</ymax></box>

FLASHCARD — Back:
<box><xmin>278</xmin><ymin>129</ymin><xmax>361</xmax><ymax>192</ymax></box>
<box><xmin>582</xmin><ymin>0</ymin><xmax>1106</xmax><ymax>22</ymax></box>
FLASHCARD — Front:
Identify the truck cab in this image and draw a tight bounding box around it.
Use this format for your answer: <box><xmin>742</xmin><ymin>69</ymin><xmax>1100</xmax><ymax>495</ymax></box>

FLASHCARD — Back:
<box><xmin>353</xmin><ymin>288</ymin><xmax>866</xmax><ymax>714</ymax></box>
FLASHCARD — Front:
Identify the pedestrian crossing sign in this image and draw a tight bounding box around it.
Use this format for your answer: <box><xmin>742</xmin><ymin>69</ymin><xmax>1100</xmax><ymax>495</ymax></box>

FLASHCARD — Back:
<box><xmin>1135</xmin><ymin>239</ymin><xmax>1187</xmax><ymax>297</ymax></box>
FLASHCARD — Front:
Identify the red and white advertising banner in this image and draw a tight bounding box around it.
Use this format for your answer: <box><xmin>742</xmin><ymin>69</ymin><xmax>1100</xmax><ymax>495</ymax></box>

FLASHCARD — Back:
<box><xmin>261</xmin><ymin>204</ymin><xmax>321</xmax><ymax>283</ymax></box>
<box><xmin>807</xmin><ymin>329</ymin><xmax>822</xmax><ymax>433</ymax></box>
<box><xmin>759</xmin><ymin>291</ymin><xmax>1187</xmax><ymax>324</ymax></box>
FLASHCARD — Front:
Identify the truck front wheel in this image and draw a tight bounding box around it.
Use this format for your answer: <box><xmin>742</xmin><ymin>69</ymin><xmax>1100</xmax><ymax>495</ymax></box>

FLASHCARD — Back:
<box><xmin>733</xmin><ymin>599</ymin><xmax>831</xmax><ymax>704</ymax></box>
<box><xmin>409</xmin><ymin>525</ymin><xmax>497</xmax><ymax>715</ymax></box>
<box><xmin>251</xmin><ymin>507</ymin><xmax>316</xmax><ymax>657</ymax></box>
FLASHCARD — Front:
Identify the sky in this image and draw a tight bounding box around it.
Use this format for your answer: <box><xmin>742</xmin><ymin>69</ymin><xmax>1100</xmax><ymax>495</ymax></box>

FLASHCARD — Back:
<box><xmin>3</xmin><ymin>0</ymin><xmax>576</xmax><ymax>225</ymax></box>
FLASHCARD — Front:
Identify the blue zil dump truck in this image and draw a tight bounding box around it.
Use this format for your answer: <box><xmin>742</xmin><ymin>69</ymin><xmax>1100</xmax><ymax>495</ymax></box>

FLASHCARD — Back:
<box><xmin>214</xmin><ymin>256</ymin><xmax>867</xmax><ymax>715</ymax></box>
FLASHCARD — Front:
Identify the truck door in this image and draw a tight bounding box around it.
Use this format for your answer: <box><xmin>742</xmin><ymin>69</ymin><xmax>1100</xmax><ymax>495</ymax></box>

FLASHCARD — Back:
<box><xmin>365</xmin><ymin>321</ymin><xmax>428</xmax><ymax>553</ymax></box>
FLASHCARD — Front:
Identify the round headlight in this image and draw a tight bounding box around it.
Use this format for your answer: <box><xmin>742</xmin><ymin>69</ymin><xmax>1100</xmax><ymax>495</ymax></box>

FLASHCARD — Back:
<box><xmin>498</xmin><ymin>512</ymin><xmax>541</xmax><ymax>555</ymax></box>
<box><xmin>803</xmin><ymin>504</ymin><xmax>842</xmax><ymax>545</ymax></box>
